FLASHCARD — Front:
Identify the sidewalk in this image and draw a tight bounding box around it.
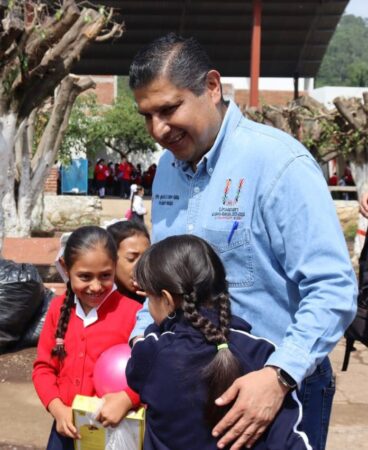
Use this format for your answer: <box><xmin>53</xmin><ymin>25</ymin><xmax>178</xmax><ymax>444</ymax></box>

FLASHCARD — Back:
<box><xmin>0</xmin><ymin>339</ymin><xmax>366</xmax><ymax>449</ymax></box>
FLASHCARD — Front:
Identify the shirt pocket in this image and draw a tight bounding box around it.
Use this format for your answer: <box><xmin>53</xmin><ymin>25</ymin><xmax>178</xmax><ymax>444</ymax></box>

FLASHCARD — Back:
<box><xmin>203</xmin><ymin>226</ymin><xmax>254</xmax><ymax>287</ymax></box>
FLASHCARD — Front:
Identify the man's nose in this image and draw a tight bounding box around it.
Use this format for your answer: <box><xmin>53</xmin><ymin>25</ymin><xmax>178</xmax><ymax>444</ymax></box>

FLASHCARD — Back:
<box><xmin>151</xmin><ymin>116</ymin><xmax>170</xmax><ymax>140</ymax></box>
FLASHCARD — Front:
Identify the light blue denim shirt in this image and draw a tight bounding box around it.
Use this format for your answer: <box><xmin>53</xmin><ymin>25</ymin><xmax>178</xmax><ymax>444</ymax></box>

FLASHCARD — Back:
<box><xmin>131</xmin><ymin>100</ymin><xmax>357</xmax><ymax>383</ymax></box>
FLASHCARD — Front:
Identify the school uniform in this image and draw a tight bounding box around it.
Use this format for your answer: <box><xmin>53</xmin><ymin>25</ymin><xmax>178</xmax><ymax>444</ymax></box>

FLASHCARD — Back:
<box><xmin>126</xmin><ymin>309</ymin><xmax>312</xmax><ymax>450</ymax></box>
<box><xmin>33</xmin><ymin>289</ymin><xmax>141</xmax><ymax>408</ymax></box>
<box><xmin>33</xmin><ymin>289</ymin><xmax>142</xmax><ymax>450</ymax></box>
<box><xmin>131</xmin><ymin>194</ymin><xmax>147</xmax><ymax>223</ymax></box>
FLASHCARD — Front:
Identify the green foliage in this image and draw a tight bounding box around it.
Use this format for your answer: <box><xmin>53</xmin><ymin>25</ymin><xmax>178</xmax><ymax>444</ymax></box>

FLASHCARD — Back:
<box><xmin>55</xmin><ymin>9</ymin><xmax>63</xmax><ymax>21</ymax></box>
<box><xmin>117</xmin><ymin>76</ymin><xmax>134</xmax><ymax>99</ymax></box>
<box><xmin>59</xmin><ymin>93</ymin><xmax>102</xmax><ymax>162</ymax></box>
<box><xmin>60</xmin><ymin>89</ymin><xmax>156</xmax><ymax>161</ymax></box>
<box><xmin>344</xmin><ymin>222</ymin><xmax>358</xmax><ymax>241</ymax></box>
<box><xmin>347</xmin><ymin>61</ymin><xmax>368</xmax><ymax>87</ymax></box>
<box><xmin>3</xmin><ymin>65</ymin><xmax>19</xmax><ymax>93</ymax></box>
<box><xmin>102</xmin><ymin>94</ymin><xmax>156</xmax><ymax>153</ymax></box>
<box><xmin>316</xmin><ymin>15</ymin><xmax>368</xmax><ymax>87</ymax></box>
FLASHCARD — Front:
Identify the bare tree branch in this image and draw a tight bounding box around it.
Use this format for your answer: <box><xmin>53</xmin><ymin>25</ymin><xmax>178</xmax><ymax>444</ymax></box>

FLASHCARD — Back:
<box><xmin>334</xmin><ymin>97</ymin><xmax>362</xmax><ymax>130</ymax></box>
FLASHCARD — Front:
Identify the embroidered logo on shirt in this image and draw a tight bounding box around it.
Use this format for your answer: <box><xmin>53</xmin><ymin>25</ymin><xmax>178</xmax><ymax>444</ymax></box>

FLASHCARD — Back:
<box><xmin>223</xmin><ymin>179</ymin><xmax>244</xmax><ymax>206</ymax></box>
<box><xmin>213</xmin><ymin>178</ymin><xmax>246</xmax><ymax>220</ymax></box>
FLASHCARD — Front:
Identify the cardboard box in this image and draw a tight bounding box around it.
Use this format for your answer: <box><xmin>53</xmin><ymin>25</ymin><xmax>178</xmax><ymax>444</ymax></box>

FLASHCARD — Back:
<box><xmin>72</xmin><ymin>395</ymin><xmax>145</xmax><ymax>450</ymax></box>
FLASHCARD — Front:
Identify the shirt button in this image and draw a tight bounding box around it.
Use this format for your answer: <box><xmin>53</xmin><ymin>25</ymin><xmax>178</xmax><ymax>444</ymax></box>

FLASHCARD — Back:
<box><xmin>75</xmin><ymin>379</ymin><xmax>80</xmax><ymax>386</ymax></box>
<box><xmin>81</xmin><ymin>335</ymin><xmax>85</xmax><ymax>341</ymax></box>
<box><xmin>194</xmin><ymin>186</ymin><xmax>200</xmax><ymax>194</ymax></box>
<box><xmin>188</xmin><ymin>224</ymin><xmax>194</xmax><ymax>232</ymax></box>
<box><xmin>79</xmin><ymin>352</ymin><xmax>84</xmax><ymax>358</ymax></box>
<box><xmin>208</xmin><ymin>168</ymin><xmax>213</xmax><ymax>174</ymax></box>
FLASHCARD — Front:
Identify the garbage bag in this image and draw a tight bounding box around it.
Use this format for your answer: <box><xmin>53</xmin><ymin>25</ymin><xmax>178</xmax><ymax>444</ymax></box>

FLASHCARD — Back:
<box><xmin>0</xmin><ymin>259</ymin><xmax>44</xmax><ymax>353</ymax></box>
<box><xmin>16</xmin><ymin>287</ymin><xmax>55</xmax><ymax>349</ymax></box>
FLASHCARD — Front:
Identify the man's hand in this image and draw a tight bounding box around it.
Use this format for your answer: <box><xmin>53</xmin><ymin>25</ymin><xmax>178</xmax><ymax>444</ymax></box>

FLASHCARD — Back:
<box><xmin>96</xmin><ymin>391</ymin><xmax>133</xmax><ymax>428</ymax></box>
<box><xmin>360</xmin><ymin>192</ymin><xmax>368</xmax><ymax>218</ymax></box>
<box><xmin>48</xmin><ymin>398</ymin><xmax>80</xmax><ymax>439</ymax></box>
<box><xmin>212</xmin><ymin>367</ymin><xmax>289</xmax><ymax>449</ymax></box>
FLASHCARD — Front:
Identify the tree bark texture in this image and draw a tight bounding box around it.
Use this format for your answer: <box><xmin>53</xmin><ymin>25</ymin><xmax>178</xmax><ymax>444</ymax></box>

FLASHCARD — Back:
<box><xmin>0</xmin><ymin>0</ymin><xmax>122</xmax><ymax>251</ymax></box>
<box><xmin>242</xmin><ymin>91</ymin><xmax>368</xmax><ymax>197</ymax></box>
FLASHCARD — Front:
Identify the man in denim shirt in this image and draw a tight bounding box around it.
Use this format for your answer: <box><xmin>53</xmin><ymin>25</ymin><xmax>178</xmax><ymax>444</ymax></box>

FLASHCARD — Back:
<box><xmin>128</xmin><ymin>33</ymin><xmax>357</xmax><ymax>450</ymax></box>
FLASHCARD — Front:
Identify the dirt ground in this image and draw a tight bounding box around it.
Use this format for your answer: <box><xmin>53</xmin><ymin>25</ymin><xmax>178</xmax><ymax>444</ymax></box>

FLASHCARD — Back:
<box><xmin>0</xmin><ymin>347</ymin><xmax>36</xmax><ymax>383</ymax></box>
<box><xmin>0</xmin><ymin>347</ymin><xmax>42</xmax><ymax>450</ymax></box>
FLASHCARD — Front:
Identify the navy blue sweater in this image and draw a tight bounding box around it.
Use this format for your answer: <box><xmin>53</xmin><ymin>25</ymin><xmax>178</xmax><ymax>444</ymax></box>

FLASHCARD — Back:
<box><xmin>126</xmin><ymin>310</ymin><xmax>312</xmax><ymax>450</ymax></box>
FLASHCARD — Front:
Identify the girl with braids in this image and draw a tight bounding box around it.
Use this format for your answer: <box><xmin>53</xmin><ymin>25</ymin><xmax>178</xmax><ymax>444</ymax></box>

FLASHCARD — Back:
<box><xmin>32</xmin><ymin>226</ymin><xmax>142</xmax><ymax>450</ymax></box>
<box><xmin>126</xmin><ymin>235</ymin><xmax>312</xmax><ymax>450</ymax></box>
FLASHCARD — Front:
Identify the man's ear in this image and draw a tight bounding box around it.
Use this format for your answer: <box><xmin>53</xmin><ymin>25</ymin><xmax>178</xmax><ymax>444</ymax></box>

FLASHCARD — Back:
<box><xmin>205</xmin><ymin>70</ymin><xmax>222</xmax><ymax>104</ymax></box>
<box><xmin>161</xmin><ymin>289</ymin><xmax>176</xmax><ymax>313</ymax></box>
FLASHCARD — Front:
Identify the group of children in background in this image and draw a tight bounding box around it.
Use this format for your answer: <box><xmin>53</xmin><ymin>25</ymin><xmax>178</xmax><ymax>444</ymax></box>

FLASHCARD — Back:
<box><xmin>92</xmin><ymin>157</ymin><xmax>157</xmax><ymax>199</ymax></box>
<box><xmin>33</xmin><ymin>221</ymin><xmax>312</xmax><ymax>449</ymax></box>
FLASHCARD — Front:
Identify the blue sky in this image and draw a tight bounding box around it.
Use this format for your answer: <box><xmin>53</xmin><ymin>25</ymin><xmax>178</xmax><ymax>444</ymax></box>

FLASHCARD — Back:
<box><xmin>345</xmin><ymin>0</ymin><xmax>368</xmax><ymax>18</ymax></box>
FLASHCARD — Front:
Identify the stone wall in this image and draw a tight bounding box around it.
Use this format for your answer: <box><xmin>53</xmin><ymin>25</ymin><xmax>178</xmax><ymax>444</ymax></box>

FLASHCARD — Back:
<box><xmin>32</xmin><ymin>196</ymin><xmax>360</xmax><ymax>236</ymax></box>
<box><xmin>334</xmin><ymin>200</ymin><xmax>359</xmax><ymax>236</ymax></box>
<box><xmin>32</xmin><ymin>195</ymin><xmax>102</xmax><ymax>233</ymax></box>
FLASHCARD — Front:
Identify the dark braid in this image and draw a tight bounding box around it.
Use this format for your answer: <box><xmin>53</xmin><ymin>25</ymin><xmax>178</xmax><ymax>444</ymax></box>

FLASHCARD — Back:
<box><xmin>216</xmin><ymin>292</ymin><xmax>232</xmax><ymax>341</ymax></box>
<box><xmin>135</xmin><ymin>234</ymin><xmax>243</xmax><ymax>427</ymax></box>
<box><xmin>51</xmin><ymin>282</ymin><xmax>74</xmax><ymax>360</ymax></box>
<box><xmin>182</xmin><ymin>292</ymin><xmax>227</xmax><ymax>345</ymax></box>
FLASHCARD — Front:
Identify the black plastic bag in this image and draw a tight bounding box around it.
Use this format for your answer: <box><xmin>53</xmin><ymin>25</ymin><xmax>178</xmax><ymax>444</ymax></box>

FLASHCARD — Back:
<box><xmin>0</xmin><ymin>259</ymin><xmax>44</xmax><ymax>353</ymax></box>
<box><xmin>16</xmin><ymin>287</ymin><xmax>55</xmax><ymax>349</ymax></box>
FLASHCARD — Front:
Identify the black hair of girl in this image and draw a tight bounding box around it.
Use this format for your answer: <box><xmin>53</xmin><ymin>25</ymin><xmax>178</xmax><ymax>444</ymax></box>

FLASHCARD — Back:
<box><xmin>51</xmin><ymin>226</ymin><xmax>117</xmax><ymax>360</ymax></box>
<box><xmin>134</xmin><ymin>234</ymin><xmax>242</xmax><ymax>426</ymax></box>
<box><xmin>107</xmin><ymin>220</ymin><xmax>150</xmax><ymax>247</ymax></box>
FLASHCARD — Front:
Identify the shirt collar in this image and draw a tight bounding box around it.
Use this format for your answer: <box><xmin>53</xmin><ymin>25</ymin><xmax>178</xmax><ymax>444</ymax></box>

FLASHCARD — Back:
<box><xmin>74</xmin><ymin>284</ymin><xmax>117</xmax><ymax>327</ymax></box>
<box><xmin>204</xmin><ymin>100</ymin><xmax>243</xmax><ymax>174</ymax></box>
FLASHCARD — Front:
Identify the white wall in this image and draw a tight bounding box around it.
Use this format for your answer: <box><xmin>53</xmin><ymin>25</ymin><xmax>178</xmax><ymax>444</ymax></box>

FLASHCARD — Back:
<box><xmin>222</xmin><ymin>77</ymin><xmax>314</xmax><ymax>92</ymax></box>
<box><xmin>310</xmin><ymin>86</ymin><xmax>368</xmax><ymax>109</ymax></box>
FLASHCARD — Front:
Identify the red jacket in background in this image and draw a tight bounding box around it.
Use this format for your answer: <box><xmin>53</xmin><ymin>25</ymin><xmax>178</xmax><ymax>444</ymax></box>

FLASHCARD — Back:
<box><xmin>94</xmin><ymin>163</ymin><xmax>109</xmax><ymax>181</ymax></box>
<box><xmin>118</xmin><ymin>161</ymin><xmax>133</xmax><ymax>181</ymax></box>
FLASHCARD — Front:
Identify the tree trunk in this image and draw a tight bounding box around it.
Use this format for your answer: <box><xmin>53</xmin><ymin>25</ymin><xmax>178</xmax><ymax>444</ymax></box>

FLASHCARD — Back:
<box><xmin>0</xmin><ymin>112</ymin><xmax>17</xmax><ymax>252</ymax></box>
<box><xmin>0</xmin><ymin>0</ymin><xmax>123</xmax><ymax>249</ymax></box>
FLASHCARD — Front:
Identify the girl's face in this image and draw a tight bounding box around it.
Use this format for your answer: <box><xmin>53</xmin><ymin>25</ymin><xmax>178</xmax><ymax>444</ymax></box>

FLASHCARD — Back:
<box><xmin>66</xmin><ymin>245</ymin><xmax>115</xmax><ymax>314</ymax></box>
<box><xmin>116</xmin><ymin>233</ymin><xmax>150</xmax><ymax>295</ymax></box>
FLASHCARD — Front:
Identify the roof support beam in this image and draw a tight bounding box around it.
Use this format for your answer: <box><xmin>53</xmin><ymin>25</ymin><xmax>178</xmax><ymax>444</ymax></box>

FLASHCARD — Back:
<box><xmin>250</xmin><ymin>0</ymin><xmax>262</xmax><ymax>108</ymax></box>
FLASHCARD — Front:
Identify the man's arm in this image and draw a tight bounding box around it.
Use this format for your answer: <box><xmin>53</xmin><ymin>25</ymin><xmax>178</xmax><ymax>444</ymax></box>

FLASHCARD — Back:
<box><xmin>262</xmin><ymin>156</ymin><xmax>356</xmax><ymax>380</ymax></box>
<box><xmin>129</xmin><ymin>298</ymin><xmax>153</xmax><ymax>343</ymax></box>
<box><xmin>212</xmin><ymin>155</ymin><xmax>357</xmax><ymax>449</ymax></box>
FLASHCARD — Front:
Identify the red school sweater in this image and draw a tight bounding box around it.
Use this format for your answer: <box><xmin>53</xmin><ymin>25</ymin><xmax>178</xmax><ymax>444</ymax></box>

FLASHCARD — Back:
<box><xmin>33</xmin><ymin>290</ymin><xmax>141</xmax><ymax>409</ymax></box>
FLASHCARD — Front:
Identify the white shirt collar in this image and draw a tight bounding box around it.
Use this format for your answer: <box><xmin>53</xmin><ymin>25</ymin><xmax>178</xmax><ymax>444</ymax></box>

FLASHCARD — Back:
<box><xmin>74</xmin><ymin>284</ymin><xmax>117</xmax><ymax>327</ymax></box>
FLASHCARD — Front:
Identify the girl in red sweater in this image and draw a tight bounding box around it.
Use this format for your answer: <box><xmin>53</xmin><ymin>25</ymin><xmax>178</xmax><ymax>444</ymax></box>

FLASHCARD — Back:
<box><xmin>33</xmin><ymin>226</ymin><xmax>141</xmax><ymax>450</ymax></box>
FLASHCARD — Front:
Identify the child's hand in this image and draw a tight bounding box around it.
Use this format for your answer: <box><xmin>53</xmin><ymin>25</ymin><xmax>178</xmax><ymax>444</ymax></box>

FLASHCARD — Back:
<box><xmin>48</xmin><ymin>398</ymin><xmax>81</xmax><ymax>439</ymax></box>
<box><xmin>133</xmin><ymin>280</ymin><xmax>147</xmax><ymax>298</ymax></box>
<box><xmin>96</xmin><ymin>391</ymin><xmax>133</xmax><ymax>427</ymax></box>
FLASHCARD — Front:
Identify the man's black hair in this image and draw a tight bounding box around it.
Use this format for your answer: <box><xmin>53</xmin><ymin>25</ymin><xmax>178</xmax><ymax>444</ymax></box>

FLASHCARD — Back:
<box><xmin>129</xmin><ymin>33</ymin><xmax>213</xmax><ymax>96</ymax></box>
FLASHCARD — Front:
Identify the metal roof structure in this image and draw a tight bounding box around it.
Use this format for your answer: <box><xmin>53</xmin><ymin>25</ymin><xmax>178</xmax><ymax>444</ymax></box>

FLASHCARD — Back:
<box><xmin>74</xmin><ymin>0</ymin><xmax>349</xmax><ymax>78</ymax></box>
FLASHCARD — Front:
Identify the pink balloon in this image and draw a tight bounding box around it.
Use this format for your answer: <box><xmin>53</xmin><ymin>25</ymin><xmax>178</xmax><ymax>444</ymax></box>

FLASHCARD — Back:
<box><xmin>93</xmin><ymin>343</ymin><xmax>131</xmax><ymax>397</ymax></box>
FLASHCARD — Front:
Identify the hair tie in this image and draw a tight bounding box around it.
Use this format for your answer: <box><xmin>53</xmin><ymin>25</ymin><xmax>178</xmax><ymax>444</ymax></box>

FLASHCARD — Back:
<box><xmin>217</xmin><ymin>343</ymin><xmax>229</xmax><ymax>351</ymax></box>
<box><xmin>56</xmin><ymin>338</ymin><xmax>65</xmax><ymax>346</ymax></box>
